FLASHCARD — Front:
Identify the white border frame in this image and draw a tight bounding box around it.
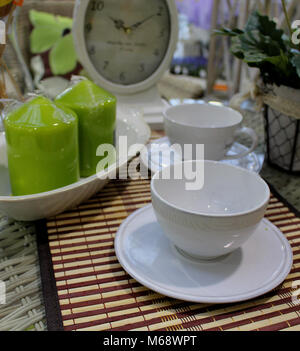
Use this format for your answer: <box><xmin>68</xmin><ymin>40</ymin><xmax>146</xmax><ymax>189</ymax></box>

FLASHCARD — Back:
<box><xmin>73</xmin><ymin>0</ymin><xmax>178</xmax><ymax>95</ymax></box>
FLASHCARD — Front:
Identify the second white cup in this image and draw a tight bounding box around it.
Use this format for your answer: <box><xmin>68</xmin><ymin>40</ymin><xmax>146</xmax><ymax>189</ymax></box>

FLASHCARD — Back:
<box><xmin>164</xmin><ymin>103</ymin><xmax>258</xmax><ymax>161</ymax></box>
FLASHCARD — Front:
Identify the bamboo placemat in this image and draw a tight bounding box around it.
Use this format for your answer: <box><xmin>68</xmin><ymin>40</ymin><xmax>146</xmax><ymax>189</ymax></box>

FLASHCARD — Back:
<box><xmin>36</xmin><ymin>131</ymin><xmax>300</xmax><ymax>331</ymax></box>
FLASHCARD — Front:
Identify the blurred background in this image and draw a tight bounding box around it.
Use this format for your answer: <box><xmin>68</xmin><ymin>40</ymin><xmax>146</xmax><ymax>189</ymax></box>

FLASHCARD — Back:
<box><xmin>4</xmin><ymin>0</ymin><xmax>299</xmax><ymax>102</ymax></box>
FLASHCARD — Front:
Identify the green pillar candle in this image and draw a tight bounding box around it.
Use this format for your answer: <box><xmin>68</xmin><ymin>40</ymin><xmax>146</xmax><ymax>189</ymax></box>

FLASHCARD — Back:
<box><xmin>4</xmin><ymin>96</ymin><xmax>80</xmax><ymax>196</ymax></box>
<box><xmin>55</xmin><ymin>80</ymin><xmax>117</xmax><ymax>178</ymax></box>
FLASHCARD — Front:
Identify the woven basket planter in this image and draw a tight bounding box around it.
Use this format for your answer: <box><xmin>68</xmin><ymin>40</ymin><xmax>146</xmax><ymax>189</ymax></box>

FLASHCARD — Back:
<box><xmin>263</xmin><ymin>85</ymin><xmax>300</xmax><ymax>174</ymax></box>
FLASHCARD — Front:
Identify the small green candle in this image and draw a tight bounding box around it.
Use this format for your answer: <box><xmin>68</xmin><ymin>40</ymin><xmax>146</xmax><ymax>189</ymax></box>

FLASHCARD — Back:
<box><xmin>55</xmin><ymin>80</ymin><xmax>117</xmax><ymax>177</ymax></box>
<box><xmin>4</xmin><ymin>96</ymin><xmax>80</xmax><ymax>196</ymax></box>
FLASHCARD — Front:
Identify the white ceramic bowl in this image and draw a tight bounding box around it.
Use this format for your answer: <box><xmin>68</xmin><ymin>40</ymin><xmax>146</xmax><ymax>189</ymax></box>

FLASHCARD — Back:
<box><xmin>0</xmin><ymin>110</ymin><xmax>150</xmax><ymax>221</ymax></box>
<box><xmin>151</xmin><ymin>160</ymin><xmax>270</xmax><ymax>260</ymax></box>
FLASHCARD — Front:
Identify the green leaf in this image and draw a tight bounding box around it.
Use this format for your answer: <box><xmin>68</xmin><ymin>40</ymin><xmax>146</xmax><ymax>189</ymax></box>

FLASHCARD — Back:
<box><xmin>29</xmin><ymin>10</ymin><xmax>74</xmax><ymax>55</ymax></box>
<box><xmin>264</xmin><ymin>51</ymin><xmax>290</xmax><ymax>73</ymax></box>
<box><xmin>56</xmin><ymin>15</ymin><xmax>73</xmax><ymax>29</ymax></box>
<box><xmin>214</xmin><ymin>28</ymin><xmax>244</xmax><ymax>37</ymax></box>
<box><xmin>230</xmin><ymin>36</ymin><xmax>245</xmax><ymax>59</ymax></box>
<box><xmin>29</xmin><ymin>10</ymin><xmax>58</xmax><ymax>27</ymax></box>
<box><xmin>245</xmin><ymin>11</ymin><xmax>285</xmax><ymax>48</ymax></box>
<box><xmin>240</xmin><ymin>30</ymin><xmax>282</xmax><ymax>57</ymax></box>
<box><xmin>29</xmin><ymin>9</ymin><xmax>73</xmax><ymax>30</ymax></box>
<box><xmin>49</xmin><ymin>34</ymin><xmax>77</xmax><ymax>75</ymax></box>
<box><xmin>215</xmin><ymin>10</ymin><xmax>300</xmax><ymax>88</ymax></box>
<box><xmin>30</xmin><ymin>25</ymin><xmax>63</xmax><ymax>54</ymax></box>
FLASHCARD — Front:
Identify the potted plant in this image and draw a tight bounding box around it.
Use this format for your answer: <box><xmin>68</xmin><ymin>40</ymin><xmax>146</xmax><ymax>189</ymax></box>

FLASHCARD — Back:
<box><xmin>217</xmin><ymin>4</ymin><xmax>300</xmax><ymax>173</ymax></box>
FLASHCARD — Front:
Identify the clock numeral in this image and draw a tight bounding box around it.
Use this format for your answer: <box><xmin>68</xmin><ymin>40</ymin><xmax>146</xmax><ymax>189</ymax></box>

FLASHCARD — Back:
<box><xmin>159</xmin><ymin>29</ymin><xmax>165</xmax><ymax>38</ymax></box>
<box><xmin>139</xmin><ymin>64</ymin><xmax>145</xmax><ymax>73</ymax></box>
<box><xmin>89</xmin><ymin>46</ymin><xmax>96</xmax><ymax>56</ymax></box>
<box><xmin>120</xmin><ymin>72</ymin><xmax>126</xmax><ymax>82</ymax></box>
<box><xmin>157</xmin><ymin>5</ymin><xmax>164</xmax><ymax>16</ymax></box>
<box><xmin>91</xmin><ymin>0</ymin><xmax>104</xmax><ymax>12</ymax></box>
<box><xmin>153</xmin><ymin>49</ymin><xmax>160</xmax><ymax>57</ymax></box>
<box><xmin>86</xmin><ymin>23</ymin><xmax>92</xmax><ymax>33</ymax></box>
<box><xmin>103</xmin><ymin>61</ymin><xmax>109</xmax><ymax>70</ymax></box>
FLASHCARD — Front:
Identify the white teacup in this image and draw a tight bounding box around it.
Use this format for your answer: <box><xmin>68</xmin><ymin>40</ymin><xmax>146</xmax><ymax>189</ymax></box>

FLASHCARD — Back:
<box><xmin>151</xmin><ymin>160</ymin><xmax>270</xmax><ymax>260</ymax></box>
<box><xmin>164</xmin><ymin>103</ymin><xmax>258</xmax><ymax>161</ymax></box>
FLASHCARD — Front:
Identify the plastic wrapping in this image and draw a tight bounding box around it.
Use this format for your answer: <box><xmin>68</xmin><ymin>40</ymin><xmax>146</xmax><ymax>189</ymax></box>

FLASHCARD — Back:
<box><xmin>55</xmin><ymin>79</ymin><xmax>116</xmax><ymax>177</ymax></box>
<box><xmin>3</xmin><ymin>96</ymin><xmax>80</xmax><ymax>195</ymax></box>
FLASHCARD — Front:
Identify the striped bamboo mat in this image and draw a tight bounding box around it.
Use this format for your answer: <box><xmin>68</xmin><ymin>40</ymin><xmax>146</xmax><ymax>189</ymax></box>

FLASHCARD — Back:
<box><xmin>37</xmin><ymin>131</ymin><xmax>300</xmax><ymax>331</ymax></box>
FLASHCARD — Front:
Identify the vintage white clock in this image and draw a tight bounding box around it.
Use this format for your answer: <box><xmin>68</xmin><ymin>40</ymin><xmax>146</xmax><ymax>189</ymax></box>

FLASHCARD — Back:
<box><xmin>73</xmin><ymin>0</ymin><xmax>178</xmax><ymax>128</ymax></box>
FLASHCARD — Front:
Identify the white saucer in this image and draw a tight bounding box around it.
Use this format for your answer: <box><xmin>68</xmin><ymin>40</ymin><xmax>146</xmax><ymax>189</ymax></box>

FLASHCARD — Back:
<box><xmin>115</xmin><ymin>204</ymin><xmax>293</xmax><ymax>304</ymax></box>
<box><xmin>140</xmin><ymin>136</ymin><xmax>264</xmax><ymax>174</ymax></box>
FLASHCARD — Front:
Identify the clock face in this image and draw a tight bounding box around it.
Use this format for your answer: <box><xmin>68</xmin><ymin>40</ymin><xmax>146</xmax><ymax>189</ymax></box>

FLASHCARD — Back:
<box><xmin>84</xmin><ymin>0</ymin><xmax>171</xmax><ymax>86</ymax></box>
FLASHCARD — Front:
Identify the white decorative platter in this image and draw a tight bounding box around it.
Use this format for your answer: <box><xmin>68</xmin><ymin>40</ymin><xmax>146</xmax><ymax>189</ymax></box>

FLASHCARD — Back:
<box><xmin>0</xmin><ymin>111</ymin><xmax>151</xmax><ymax>221</ymax></box>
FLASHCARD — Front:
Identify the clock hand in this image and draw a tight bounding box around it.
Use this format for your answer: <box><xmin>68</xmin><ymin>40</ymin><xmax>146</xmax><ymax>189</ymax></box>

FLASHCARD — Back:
<box><xmin>109</xmin><ymin>16</ymin><xmax>126</xmax><ymax>31</ymax></box>
<box><xmin>109</xmin><ymin>16</ymin><xmax>132</xmax><ymax>34</ymax></box>
<box><xmin>108</xmin><ymin>14</ymin><xmax>156</xmax><ymax>35</ymax></box>
<box><xmin>130</xmin><ymin>14</ymin><xmax>157</xmax><ymax>30</ymax></box>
